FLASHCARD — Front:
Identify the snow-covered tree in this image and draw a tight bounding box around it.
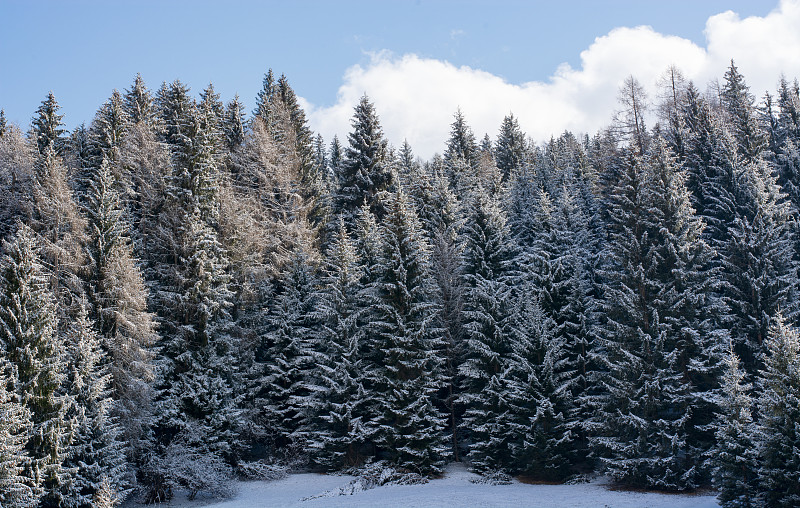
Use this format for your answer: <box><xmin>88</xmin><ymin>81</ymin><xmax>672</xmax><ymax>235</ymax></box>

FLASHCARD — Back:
<box><xmin>0</xmin><ymin>358</ymin><xmax>35</xmax><ymax>508</ymax></box>
<box><xmin>62</xmin><ymin>304</ymin><xmax>127</xmax><ymax>507</ymax></box>
<box><xmin>335</xmin><ymin>95</ymin><xmax>392</xmax><ymax>227</ymax></box>
<box><xmin>0</xmin><ymin>224</ymin><xmax>73</xmax><ymax>505</ymax></box>
<box><xmin>250</xmin><ymin>252</ymin><xmax>317</xmax><ymax>456</ymax></box>
<box><xmin>307</xmin><ymin>220</ymin><xmax>369</xmax><ymax>468</ymax></box>
<box><xmin>31</xmin><ymin>92</ymin><xmax>67</xmax><ymax>155</ymax></box>
<box><xmin>366</xmin><ymin>189</ymin><xmax>447</xmax><ymax>474</ymax></box>
<box><xmin>756</xmin><ymin>313</ymin><xmax>800</xmax><ymax>508</ymax></box>
<box><xmin>458</xmin><ymin>190</ymin><xmax>519</xmax><ymax>471</ymax></box>
<box><xmin>495</xmin><ymin>114</ymin><xmax>526</xmax><ymax>181</ymax></box>
<box><xmin>594</xmin><ymin>141</ymin><xmax>718</xmax><ymax>490</ymax></box>
<box><xmin>710</xmin><ymin>345</ymin><xmax>759</xmax><ymax>508</ymax></box>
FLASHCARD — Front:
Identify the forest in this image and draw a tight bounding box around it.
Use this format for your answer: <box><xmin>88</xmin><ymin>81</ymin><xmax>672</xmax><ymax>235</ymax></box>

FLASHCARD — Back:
<box><xmin>0</xmin><ymin>61</ymin><xmax>799</xmax><ymax>508</ymax></box>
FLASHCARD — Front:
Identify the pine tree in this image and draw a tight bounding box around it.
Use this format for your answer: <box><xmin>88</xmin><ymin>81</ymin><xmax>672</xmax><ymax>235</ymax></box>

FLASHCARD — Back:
<box><xmin>0</xmin><ymin>224</ymin><xmax>72</xmax><ymax>505</ymax></box>
<box><xmin>366</xmin><ymin>190</ymin><xmax>447</xmax><ymax>473</ymax></box>
<box><xmin>31</xmin><ymin>92</ymin><xmax>66</xmax><ymax>155</ymax></box>
<box><xmin>335</xmin><ymin>95</ymin><xmax>392</xmax><ymax>227</ymax></box>
<box><xmin>710</xmin><ymin>345</ymin><xmax>759</xmax><ymax>508</ymax></box>
<box><xmin>756</xmin><ymin>313</ymin><xmax>800</xmax><ymax>508</ymax></box>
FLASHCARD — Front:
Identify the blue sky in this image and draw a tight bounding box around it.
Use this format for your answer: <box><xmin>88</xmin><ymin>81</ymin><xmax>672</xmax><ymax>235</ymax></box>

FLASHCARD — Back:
<box><xmin>0</xmin><ymin>1</ymin><xmax>792</xmax><ymax>157</ymax></box>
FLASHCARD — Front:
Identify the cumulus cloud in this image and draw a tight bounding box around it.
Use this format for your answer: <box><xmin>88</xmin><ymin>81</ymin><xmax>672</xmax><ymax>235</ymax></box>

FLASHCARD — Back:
<box><xmin>302</xmin><ymin>0</ymin><xmax>800</xmax><ymax>160</ymax></box>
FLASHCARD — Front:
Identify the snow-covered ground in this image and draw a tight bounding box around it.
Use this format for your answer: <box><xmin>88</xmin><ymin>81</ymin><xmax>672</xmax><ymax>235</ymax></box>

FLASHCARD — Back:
<box><xmin>130</xmin><ymin>464</ymin><xmax>720</xmax><ymax>508</ymax></box>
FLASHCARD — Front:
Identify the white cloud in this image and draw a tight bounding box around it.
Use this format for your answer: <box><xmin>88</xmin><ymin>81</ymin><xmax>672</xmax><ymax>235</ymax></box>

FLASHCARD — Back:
<box><xmin>303</xmin><ymin>0</ymin><xmax>800</xmax><ymax>160</ymax></box>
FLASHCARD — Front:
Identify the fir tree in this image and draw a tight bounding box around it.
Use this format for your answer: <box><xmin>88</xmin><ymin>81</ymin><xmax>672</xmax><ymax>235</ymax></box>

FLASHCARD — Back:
<box><xmin>756</xmin><ymin>313</ymin><xmax>800</xmax><ymax>508</ymax></box>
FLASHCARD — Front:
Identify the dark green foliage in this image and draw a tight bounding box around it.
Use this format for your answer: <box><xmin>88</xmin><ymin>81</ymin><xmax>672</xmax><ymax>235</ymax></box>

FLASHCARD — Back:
<box><xmin>756</xmin><ymin>314</ymin><xmax>800</xmax><ymax>508</ymax></box>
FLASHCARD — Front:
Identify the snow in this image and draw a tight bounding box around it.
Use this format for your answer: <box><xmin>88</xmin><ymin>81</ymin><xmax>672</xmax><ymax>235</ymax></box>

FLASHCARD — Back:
<box><xmin>129</xmin><ymin>463</ymin><xmax>720</xmax><ymax>508</ymax></box>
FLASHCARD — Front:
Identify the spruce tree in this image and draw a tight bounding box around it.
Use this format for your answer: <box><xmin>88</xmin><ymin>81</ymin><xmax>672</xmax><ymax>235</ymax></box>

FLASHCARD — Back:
<box><xmin>222</xmin><ymin>95</ymin><xmax>246</xmax><ymax>152</ymax></box>
<box><xmin>721</xmin><ymin>61</ymin><xmax>767</xmax><ymax>163</ymax></box>
<box><xmin>335</xmin><ymin>95</ymin><xmax>392</xmax><ymax>227</ymax></box>
<box><xmin>366</xmin><ymin>190</ymin><xmax>447</xmax><ymax>474</ymax></box>
<box><xmin>62</xmin><ymin>304</ymin><xmax>127</xmax><ymax>507</ymax></box>
<box><xmin>495</xmin><ymin>114</ymin><xmax>526</xmax><ymax>181</ymax></box>
<box><xmin>84</xmin><ymin>158</ymin><xmax>156</xmax><ymax>469</ymax></box>
<box><xmin>594</xmin><ymin>141</ymin><xmax>717</xmax><ymax>490</ymax></box>
<box><xmin>0</xmin><ymin>224</ymin><xmax>72</xmax><ymax>505</ymax></box>
<box><xmin>0</xmin><ymin>358</ymin><xmax>35</xmax><ymax>508</ymax></box>
<box><xmin>756</xmin><ymin>313</ymin><xmax>800</xmax><ymax>508</ymax></box>
<box><xmin>123</xmin><ymin>74</ymin><xmax>155</xmax><ymax>126</ymax></box>
<box><xmin>458</xmin><ymin>190</ymin><xmax>519</xmax><ymax>471</ymax></box>
<box><xmin>710</xmin><ymin>345</ymin><xmax>759</xmax><ymax>508</ymax></box>
<box><xmin>251</xmin><ymin>252</ymin><xmax>317</xmax><ymax>455</ymax></box>
<box><xmin>31</xmin><ymin>92</ymin><xmax>66</xmax><ymax>155</ymax></box>
<box><xmin>308</xmin><ymin>220</ymin><xmax>369</xmax><ymax>468</ymax></box>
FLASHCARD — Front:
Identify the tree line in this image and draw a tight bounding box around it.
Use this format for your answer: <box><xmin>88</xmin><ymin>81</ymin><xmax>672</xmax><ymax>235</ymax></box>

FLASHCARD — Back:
<box><xmin>0</xmin><ymin>62</ymin><xmax>799</xmax><ymax>507</ymax></box>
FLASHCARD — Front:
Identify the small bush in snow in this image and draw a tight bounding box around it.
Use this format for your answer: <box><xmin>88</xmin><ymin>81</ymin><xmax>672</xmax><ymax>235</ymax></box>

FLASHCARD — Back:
<box><xmin>470</xmin><ymin>469</ymin><xmax>513</xmax><ymax>485</ymax></box>
<box><xmin>236</xmin><ymin>461</ymin><xmax>289</xmax><ymax>481</ymax></box>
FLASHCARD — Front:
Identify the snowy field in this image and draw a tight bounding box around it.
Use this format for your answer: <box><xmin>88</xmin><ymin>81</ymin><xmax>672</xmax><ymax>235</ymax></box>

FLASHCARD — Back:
<box><xmin>129</xmin><ymin>464</ymin><xmax>720</xmax><ymax>508</ymax></box>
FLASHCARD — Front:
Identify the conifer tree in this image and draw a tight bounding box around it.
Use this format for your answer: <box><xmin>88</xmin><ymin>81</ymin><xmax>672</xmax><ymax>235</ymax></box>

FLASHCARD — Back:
<box><xmin>0</xmin><ymin>109</ymin><xmax>7</xmax><ymax>138</ymax></box>
<box><xmin>458</xmin><ymin>190</ymin><xmax>520</xmax><ymax>471</ymax></box>
<box><xmin>307</xmin><ymin>220</ymin><xmax>369</xmax><ymax>468</ymax></box>
<box><xmin>31</xmin><ymin>92</ymin><xmax>66</xmax><ymax>155</ymax></box>
<box><xmin>84</xmin><ymin>158</ymin><xmax>156</xmax><ymax>468</ymax></box>
<box><xmin>222</xmin><ymin>95</ymin><xmax>246</xmax><ymax>152</ymax></box>
<box><xmin>124</xmin><ymin>74</ymin><xmax>156</xmax><ymax>127</ymax></box>
<box><xmin>594</xmin><ymin>141</ymin><xmax>717</xmax><ymax>490</ymax></box>
<box><xmin>251</xmin><ymin>252</ymin><xmax>317</xmax><ymax>455</ymax></box>
<box><xmin>721</xmin><ymin>61</ymin><xmax>767</xmax><ymax>163</ymax></box>
<box><xmin>0</xmin><ymin>358</ymin><xmax>35</xmax><ymax>508</ymax></box>
<box><xmin>62</xmin><ymin>304</ymin><xmax>127</xmax><ymax>507</ymax></box>
<box><xmin>366</xmin><ymin>190</ymin><xmax>446</xmax><ymax>473</ymax></box>
<box><xmin>90</xmin><ymin>90</ymin><xmax>130</xmax><ymax>167</ymax></box>
<box><xmin>335</xmin><ymin>95</ymin><xmax>392</xmax><ymax>226</ymax></box>
<box><xmin>710</xmin><ymin>346</ymin><xmax>759</xmax><ymax>508</ymax></box>
<box><xmin>0</xmin><ymin>224</ymin><xmax>72</xmax><ymax>505</ymax></box>
<box><xmin>756</xmin><ymin>313</ymin><xmax>800</xmax><ymax>508</ymax></box>
<box><xmin>495</xmin><ymin>114</ymin><xmax>526</xmax><ymax>181</ymax></box>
